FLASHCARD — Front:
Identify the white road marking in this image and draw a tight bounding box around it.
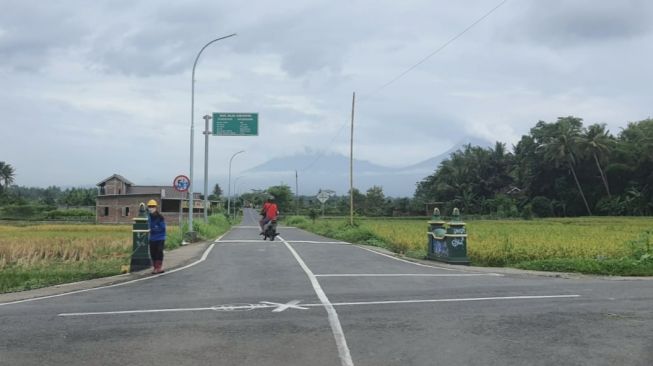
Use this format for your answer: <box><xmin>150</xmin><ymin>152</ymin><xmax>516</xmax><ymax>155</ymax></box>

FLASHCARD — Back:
<box><xmin>291</xmin><ymin>241</ymin><xmax>347</xmax><ymax>244</ymax></box>
<box><xmin>218</xmin><ymin>240</ymin><xmax>348</xmax><ymax>245</ymax></box>
<box><xmin>58</xmin><ymin>294</ymin><xmax>580</xmax><ymax>317</ymax></box>
<box><xmin>0</xmin><ymin>232</ymin><xmax>228</xmax><ymax>307</ymax></box>
<box><xmin>260</xmin><ymin>300</ymin><xmax>308</xmax><ymax>312</ymax></box>
<box><xmin>327</xmin><ymin>294</ymin><xmax>580</xmax><ymax>307</ymax></box>
<box><xmin>278</xmin><ymin>235</ymin><xmax>355</xmax><ymax>366</ymax></box>
<box><xmin>233</xmin><ymin>226</ymin><xmax>295</xmax><ymax>229</ymax></box>
<box><xmin>218</xmin><ymin>240</ymin><xmax>275</xmax><ymax>243</ymax></box>
<box><xmin>315</xmin><ymin>273</ymin><xmax>502</xmax><ymax>277</ymax></box>
<box><xmin>355</xmin><ymin>245</ymin><xmax>498</xmax><ymax>274</ymax></box>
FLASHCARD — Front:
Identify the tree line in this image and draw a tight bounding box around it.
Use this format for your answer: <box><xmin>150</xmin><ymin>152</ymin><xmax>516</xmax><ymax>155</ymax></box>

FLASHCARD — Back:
<box><xmin>414</xmin><ymin>116</ymin><xmax>653</xmax><ymax>217</ymax></box>
<box><xmin>0</xmin><ymin>162</ymin><xmax>97</xmax><ymax>208</ymax></box>
<box><xmin>4</xmin><ymin>116</ymin><xmax>652</xmax><ymax>219</ymax></box>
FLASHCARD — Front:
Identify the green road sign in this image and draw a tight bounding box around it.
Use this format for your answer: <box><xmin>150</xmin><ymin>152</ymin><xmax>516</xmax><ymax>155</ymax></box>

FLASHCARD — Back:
<box><xmin>212</xmin><ymin>113</ymin><xmax>258</xmax><ymax>136</ymax></box>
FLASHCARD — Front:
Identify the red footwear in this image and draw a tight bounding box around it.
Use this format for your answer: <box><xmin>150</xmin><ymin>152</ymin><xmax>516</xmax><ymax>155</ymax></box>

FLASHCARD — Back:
<box><xmin>153</xmin><ymin>260</ymin><xmax>165</xmax><ymax>274</ymax></box>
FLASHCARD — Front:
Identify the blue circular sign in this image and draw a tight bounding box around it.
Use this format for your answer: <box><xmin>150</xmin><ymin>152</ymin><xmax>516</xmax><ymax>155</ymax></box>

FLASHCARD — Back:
<box><xmin>173</xmin><ymin>175</ymin><xmax>190</xmax><ymax>192</ymax></box>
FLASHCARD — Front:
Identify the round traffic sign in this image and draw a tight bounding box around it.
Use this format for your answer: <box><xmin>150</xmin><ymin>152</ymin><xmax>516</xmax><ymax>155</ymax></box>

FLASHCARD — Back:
<box><xmin>173</xmin><ymin>175</ymin><xmax>190</xmax><ymax>192</ymax></box>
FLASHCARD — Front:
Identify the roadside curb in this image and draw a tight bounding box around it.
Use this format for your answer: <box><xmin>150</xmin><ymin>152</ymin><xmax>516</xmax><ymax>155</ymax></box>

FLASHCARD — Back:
<box><xmin>354</xmin><ymin>243</ymin><xmax>653</xmax><ymax>281</ymax></box>
<box><xmin>0</xmin><ymin>240</ymin><xmax>212</xmax><ymax>304</ymax></box>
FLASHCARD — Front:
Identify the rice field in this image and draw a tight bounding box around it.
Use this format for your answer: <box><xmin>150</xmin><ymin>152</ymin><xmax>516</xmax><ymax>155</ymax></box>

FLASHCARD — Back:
<box><xmin>0</xmin><ymin>224</ymin><xmax>187</xmax><ymax>269</ymax></box>
<box><xmin>0</xmin><ymin>223</ymin><xmax>185</xmax><ymax>293</ymax></box>
<box><xmin>360</xmin><ymin>217</ymin><xmax>653</xmax><ymax>266</ymax></box>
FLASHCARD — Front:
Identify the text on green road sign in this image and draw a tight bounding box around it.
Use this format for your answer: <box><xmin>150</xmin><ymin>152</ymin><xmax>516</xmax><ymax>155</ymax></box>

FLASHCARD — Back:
<box><xmin>212</xmin><ymin>113</ymin><xmax>259</xmax><ymax>136</ymax></box>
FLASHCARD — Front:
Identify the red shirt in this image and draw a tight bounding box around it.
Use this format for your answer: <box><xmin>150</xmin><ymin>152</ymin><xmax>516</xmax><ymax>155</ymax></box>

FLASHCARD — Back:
<box><xmin>265</xmin><ymin>203</ymin><xmax>278</xmax><ymax>220</ymax></box>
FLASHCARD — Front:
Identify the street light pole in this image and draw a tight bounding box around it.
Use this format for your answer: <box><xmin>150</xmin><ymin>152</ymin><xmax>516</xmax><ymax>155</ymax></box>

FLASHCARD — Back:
<box><xmin>227</xmin><ymin>150</ymin><xmax>245</xmax><ymax>219</ymax></box>
<box><xmin>203</xmin><ymin>114</ymin><xmax>212</xmax><ymax>223</ymax></box>
<box><xmin>232</xmin><ymin>176</ymin><xmax>243</xmax><ymax>219</ymax></box>
<box><xmin>189</xmin><ymin>33</ymin><xmax>236</xmax><ymax>239</ymax></box>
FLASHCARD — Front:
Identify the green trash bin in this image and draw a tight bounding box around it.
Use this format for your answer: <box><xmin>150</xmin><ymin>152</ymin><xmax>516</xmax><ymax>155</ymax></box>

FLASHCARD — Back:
<box><xmin>427</xmin><ymin>208</ymin><xmax>470</xmax><ymax>265</ymax></box>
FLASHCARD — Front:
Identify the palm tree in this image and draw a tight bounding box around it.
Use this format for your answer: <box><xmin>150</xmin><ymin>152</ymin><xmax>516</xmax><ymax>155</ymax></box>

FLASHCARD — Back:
<box><xmin>578</xmin><ymin>124</ymin><xmax>614</xmax><ymax>197</ymax></box>
<box><xmin>539</xmin><ymin>117</ymin><xmax>592</xmax><ymax>216</ymax></box>
<box><xmin>0</xmin><ymin>161</ymin><xmax>15</xmax><ymax>191</ymax></box>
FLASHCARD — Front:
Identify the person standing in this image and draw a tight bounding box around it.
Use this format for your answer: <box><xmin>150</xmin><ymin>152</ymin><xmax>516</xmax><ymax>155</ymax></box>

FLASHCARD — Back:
<box><xmin>147</xmin><ymin>199</ymin><xmax>166</xmax><ymax>274</ymax></box>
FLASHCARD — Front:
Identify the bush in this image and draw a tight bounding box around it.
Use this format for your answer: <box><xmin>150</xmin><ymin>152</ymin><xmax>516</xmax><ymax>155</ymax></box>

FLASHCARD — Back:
<box><xmin>530</xmin><ymin>196</ymin><xmax>554</xmax><ymax>217</ymax></box>
<box><xmin>44</xmin><ymin>209</ymin><xmax>94</xmax><ymax>220</ymax></box>
<box><xmin>520</xmin><ymin>204</ymin><xmax>533</xmax><ymax>220</ymax></box>
<box><xmin>285</xmin><ymin>216</ymin><xmax>309</xmax><ymax>226</ymax></box>
<box><xmin>0</xmin><ymin>204</ymin><xmax>57</xmax><ymax>220</ymax></box>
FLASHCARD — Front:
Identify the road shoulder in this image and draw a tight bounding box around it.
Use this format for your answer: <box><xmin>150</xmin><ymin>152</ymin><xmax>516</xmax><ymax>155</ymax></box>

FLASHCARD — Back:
<box><xmin>354</xmin><ymin>243</ymin><xmax>653</xmax><ymax>281</ymax></box>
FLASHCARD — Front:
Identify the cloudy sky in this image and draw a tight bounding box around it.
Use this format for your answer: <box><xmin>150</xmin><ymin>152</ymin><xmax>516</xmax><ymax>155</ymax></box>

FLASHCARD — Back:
<box><xmin>1</xmin><ymin>0</ymin><xmax>652</xmax><ymax>193</ymax></box>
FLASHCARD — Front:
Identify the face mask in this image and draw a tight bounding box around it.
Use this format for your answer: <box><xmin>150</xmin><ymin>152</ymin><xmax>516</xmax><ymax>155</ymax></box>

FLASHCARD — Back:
<box><xmin>148</xmin><ymin>208</ymin><xmax>156</xmax><ymax>213</ymax></box>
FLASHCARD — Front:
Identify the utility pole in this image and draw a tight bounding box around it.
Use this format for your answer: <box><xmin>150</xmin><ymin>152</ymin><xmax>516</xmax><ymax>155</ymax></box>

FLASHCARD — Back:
<box><xmin>295</xmin><ymin>170</ymin><xmax>299</xmax><ymax>216</ymax></box>
<box><xmin>202</xmin><ymin>114</ymin><xmax>211</xmax><ymax>222</ymax></box>
<box><xmin>349</xmin><ymin>92</ymin><xmax>356</xmax><ymax>226</ymax></box>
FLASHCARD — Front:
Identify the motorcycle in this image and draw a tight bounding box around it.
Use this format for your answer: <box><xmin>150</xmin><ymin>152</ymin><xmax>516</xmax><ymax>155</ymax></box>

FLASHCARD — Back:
<box><xmin>262</xmin><ymin>219</ymin><xmax>278</xmax><ymax>241</ymax></box>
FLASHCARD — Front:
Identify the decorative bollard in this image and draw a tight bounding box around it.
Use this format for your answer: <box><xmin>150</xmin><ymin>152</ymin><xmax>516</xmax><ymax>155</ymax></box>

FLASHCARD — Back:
<box><xmin>427</xmin><ymin>208</ymin><xmax>447</xmax><ymax>258</ymax></box>
<box><xmin>427</xmin><ymin>207</ymin><xmax>470</xmax><ymax>265</ymax></box>
<box><xmin>130</xmin><ymin>203</ymin><xmax>151</xmax><ymax>272</ymax></box>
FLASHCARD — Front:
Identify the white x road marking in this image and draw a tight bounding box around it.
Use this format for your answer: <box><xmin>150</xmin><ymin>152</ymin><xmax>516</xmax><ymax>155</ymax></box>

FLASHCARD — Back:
<box><xmin>260</xmin><ymin>300</ymin><xmax>309</xmax><ymax>312</ymax></box>
<box><xmin>58</xmin><ymin>295</ymin><xmax>579</xmax><ymax>317</ymax></box>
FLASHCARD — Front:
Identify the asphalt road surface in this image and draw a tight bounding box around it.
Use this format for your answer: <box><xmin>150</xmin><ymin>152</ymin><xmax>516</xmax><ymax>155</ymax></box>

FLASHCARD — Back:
<box><xmin>1</xmin><ymin>208</ymin><xmax>651</xmax><ymax>366</ymax></box>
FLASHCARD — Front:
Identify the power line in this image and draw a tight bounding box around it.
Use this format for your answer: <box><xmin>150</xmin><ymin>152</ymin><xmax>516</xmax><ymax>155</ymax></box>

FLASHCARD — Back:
<box><xmin>363</xmin><ymin>0</ymin><xmax>508</xmax><ymax>99</ymax></box>
<box><xmin>301</xmin><ymin>0</ymin><xmax>509</xmax><ymax>173</ymax></box>
<box><xmin>301</xmin><ymin>119</ymin><xmax>349</xmax><ymax>171</ymax></box>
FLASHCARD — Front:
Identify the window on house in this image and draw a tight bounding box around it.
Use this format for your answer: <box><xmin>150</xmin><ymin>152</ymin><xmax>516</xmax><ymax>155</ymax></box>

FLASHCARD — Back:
<box><xmin>123</xmin><ymin>207</ymin><xmax>130</xmax><ymax>216</ymax></box>
<box><xmin>103</xmin><ymin>207</ymin><xmax>109</xmax><ymax>216</ymax></box>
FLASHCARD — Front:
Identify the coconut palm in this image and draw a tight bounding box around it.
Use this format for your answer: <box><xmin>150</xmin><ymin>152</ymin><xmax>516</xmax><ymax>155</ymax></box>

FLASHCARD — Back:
<box><xmin>0</xmin><ymin>161</ymin><xmax>15</xmax><ymax>191</ymax></box>
<box><xmin>578</xmin><ymin>124</ymin><xmax>614</xmax><ymax>197</ymax></box>
<box><xmin>539</xmin><ymin>117</ymin><xmax>592</xmax><ymax>216</ymax></box>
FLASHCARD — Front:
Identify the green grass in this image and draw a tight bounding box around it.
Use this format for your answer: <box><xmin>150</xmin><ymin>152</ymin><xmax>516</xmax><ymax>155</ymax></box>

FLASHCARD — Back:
<box><xmin>514</xmin><ymin>257</ymin><xmax>653</xmax><ymax>276</ymax></box>
<box><xmin>0</xmin><ymin>260</ymin><xmax>125</xmax><ymax>293</ymax></box>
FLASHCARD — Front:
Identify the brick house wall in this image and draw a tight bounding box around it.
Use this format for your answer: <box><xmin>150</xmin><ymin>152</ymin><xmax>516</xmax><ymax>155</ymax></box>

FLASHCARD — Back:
<box><xmin>96</xmin><ymin>174</ymin><xmax>208</xmax><ymax>225</ymax></box>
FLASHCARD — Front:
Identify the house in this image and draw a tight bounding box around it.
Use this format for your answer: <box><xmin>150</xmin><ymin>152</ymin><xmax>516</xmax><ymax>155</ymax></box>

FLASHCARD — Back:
<box><xmin>95</xmin><ymin>174</ymin><xmax>209</xmax><ymax>224</ymax></box>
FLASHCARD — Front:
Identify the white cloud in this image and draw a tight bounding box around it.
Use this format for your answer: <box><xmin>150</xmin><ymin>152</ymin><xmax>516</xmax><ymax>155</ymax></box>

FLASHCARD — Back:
<box><xmin>1</xmin><ymin>0</ymin><xmax>652</xmax><ymax>193</ymax></box>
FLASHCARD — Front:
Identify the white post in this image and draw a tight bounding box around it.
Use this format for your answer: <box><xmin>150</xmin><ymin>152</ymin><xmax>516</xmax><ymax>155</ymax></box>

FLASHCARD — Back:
<box><xmin>227</xmin><ymin>150</ymin><xmax>244</xmax><ymax>219</ymax></box>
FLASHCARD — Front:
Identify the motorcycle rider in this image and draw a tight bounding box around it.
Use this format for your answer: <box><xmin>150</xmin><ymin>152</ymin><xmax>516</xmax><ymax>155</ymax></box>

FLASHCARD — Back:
<box><xmin>259</xmin><ymin>196</ymin><xmax>279</xmax><ymax>234</ymax></box>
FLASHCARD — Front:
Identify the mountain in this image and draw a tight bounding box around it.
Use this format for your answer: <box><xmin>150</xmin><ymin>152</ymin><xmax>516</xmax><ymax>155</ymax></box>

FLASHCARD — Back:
<box><xmin>242</xmin><ymin>137</ymin><xmax>494</xmax><ymax>197</ymax></box>
<box><xmin>400</xmin><ymin>136</ymin><xmax>494</xmax><ymax>174</ymax></box>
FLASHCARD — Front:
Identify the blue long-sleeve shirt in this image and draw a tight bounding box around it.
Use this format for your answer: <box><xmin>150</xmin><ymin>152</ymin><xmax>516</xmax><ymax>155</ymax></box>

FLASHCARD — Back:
<box><xmin>147</xmin><ymin>213</ymin><xmax>167</xmax><ymax>241</ymax></box>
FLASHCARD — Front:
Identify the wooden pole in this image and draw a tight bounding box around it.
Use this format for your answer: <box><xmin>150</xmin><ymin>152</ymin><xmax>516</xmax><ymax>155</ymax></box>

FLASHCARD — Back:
<box><xmin>349</xmin><ymin>92</ymin><xmax>356</xmax><ymax>226</ymax></box>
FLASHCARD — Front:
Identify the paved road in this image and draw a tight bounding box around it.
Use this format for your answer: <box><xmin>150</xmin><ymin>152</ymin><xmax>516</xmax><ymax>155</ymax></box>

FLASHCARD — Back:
<box><xmin>1</xmin><ymin>208</ymin><xmax>651</xmax><ymax>366</ymax></box>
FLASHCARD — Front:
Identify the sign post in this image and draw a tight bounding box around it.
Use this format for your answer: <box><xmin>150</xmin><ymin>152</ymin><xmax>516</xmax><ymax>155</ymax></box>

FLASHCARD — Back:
<box><xmin>173</xmin><ymin>175</ymin><xmax>190</xmax><ymax>243</ymax></box>
<box><xmin>316</xmin><ymin>190</ymin><xmax>330</xmax><ymax>217</ymax></box>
